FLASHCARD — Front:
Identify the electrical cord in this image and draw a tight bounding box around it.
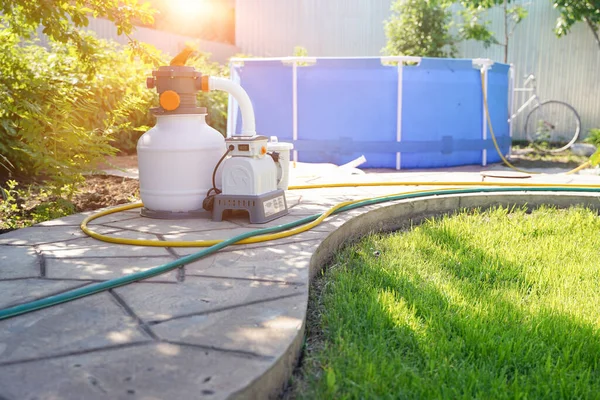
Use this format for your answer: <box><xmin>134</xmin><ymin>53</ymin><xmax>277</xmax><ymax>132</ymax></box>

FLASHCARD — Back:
<box><xmin>202</xmin><ymin>144</ymin><xmax>234</xmax><ymax>211</ymax></box>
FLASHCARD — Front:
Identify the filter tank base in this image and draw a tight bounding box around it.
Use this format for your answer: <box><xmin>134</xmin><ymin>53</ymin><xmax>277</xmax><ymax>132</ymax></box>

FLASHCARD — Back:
<box><xmin>212</xmin><ymin>190</ymin><xmax>288</xmax><ymax>224</ymax></box>
<box><xmin>140</xmin><ymin>207</ymin><xmax>212</xmax><ymax>220</ymax></box>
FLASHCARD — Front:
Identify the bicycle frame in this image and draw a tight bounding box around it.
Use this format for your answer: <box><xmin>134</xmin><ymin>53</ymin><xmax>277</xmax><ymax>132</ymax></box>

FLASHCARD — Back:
<box><xmin>510</xmin><ymin>74</ymin><xmax>540</xmax><ymax>122</ymax></box>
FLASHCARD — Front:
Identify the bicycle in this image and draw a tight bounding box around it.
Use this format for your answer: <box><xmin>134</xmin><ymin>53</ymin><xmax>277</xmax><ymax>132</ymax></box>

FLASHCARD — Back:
<box><xmin>511</xmin><ymin>74</ymin><xmax>581</xmax><ymax>153</ymax></box>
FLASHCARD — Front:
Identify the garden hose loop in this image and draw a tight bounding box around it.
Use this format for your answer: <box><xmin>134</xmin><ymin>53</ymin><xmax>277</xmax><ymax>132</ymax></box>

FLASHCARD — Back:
<box><xmin>1</xmin><ymin>67</ymin><xmax>598</xmax><ymax>322</ymax></box>
<box><xmin>1</xmin><ymin>185</ymin><xmax>599</xmax><ymax>321</ymax></box>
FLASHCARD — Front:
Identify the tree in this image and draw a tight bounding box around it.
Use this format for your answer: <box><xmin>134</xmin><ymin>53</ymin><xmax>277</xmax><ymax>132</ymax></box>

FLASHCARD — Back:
<box><xmin>458</xmin><ymin>0</ymin><xmax>528</xmax><ymax>63</ymax></box>
<box><xmin>0</xmin><ymin>1</ymin><xmax>158</xmax><ymax>187</ymax></box>
<box><xmin>383</xmin><ymin>0</ymin><xmax>456</xmax><ymax>58</ymax></box>
<box><xmin>0</xmin><ymin>0</ymin><xmax>156</xmax><ymax>63</ymax></box>
<box><xmin>553</xmin><ymin>0</ymin><xmax>600</xmax><ymax>51</ymax></box>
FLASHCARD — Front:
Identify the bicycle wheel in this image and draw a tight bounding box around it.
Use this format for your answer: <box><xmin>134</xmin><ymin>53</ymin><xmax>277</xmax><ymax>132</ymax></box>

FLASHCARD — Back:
<box><xmin>524</xmin><ymin>100</ymin><xmax>581</xmax><ymax>153</ymax></box>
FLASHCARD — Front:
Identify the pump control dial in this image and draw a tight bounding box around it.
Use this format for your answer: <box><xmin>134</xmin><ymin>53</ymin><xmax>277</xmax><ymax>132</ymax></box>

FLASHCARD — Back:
<box><xmin>159</xmin><ymin>90</ymin><xmax>181</xmax><ymax>111</ymax></box>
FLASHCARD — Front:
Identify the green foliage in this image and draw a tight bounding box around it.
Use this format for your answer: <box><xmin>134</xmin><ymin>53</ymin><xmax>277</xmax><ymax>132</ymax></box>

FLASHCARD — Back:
<box><xmin>383</xmin><ymin>0</ymin><xmax>456</xmax><ymax>57</ymax></box>
<box><xmin>457</xmin><ymin>6</ymin><xmax>499</xmax><ymax>47</ymax></box>
<box><xmin>0</xmin><ymin>27</ymin><xmax>159</xmax><ymax>185</ymax></box>
<box><xmin>590</xmin><ymin>148</ymin><xmax>600</xmax><ymax>167</ymax></box>
<box><xmin>293</xmin><ymin>46</ymin><xmax>309</xmax><ymax>57</ymax></box>
<box><xmin>0</xmin><ymin>154</ymin><xmax>13</xmax><ymax>174</ymax></box>
<box><xmin>0</xmin><ymin>25</ymin><xmax>231</xmax><ymax>182</ymax></box>
<box><xmin>0</xmin><ymin>180</ymin><xmax>23</xmax><ymax>230</ymax></box>
<box><xmin>292</xmin><ymin>46</ymin><xmax>313</xmax><ymax>66</ymax></box>
<box><xmin>30</xmin><ymin>198</ymin><xmax>76</xmax><ymax>223</ymax></box>
<box><xmin>0</xmin><ymin>0</ymin><xmax>162</xmax><ymax>188</ymax></box>
<box><xmin>0</xmin><ymin>180</ymin><xmax>76</xmax><ymax>230</ymax></box>
<box><xmin>553</xmin><ymin>0</ymin><xmax>600</xmax><ymax>48</ymax></box>
<box><xmin>0</xmin><ymin>1</ymin><xmax>230</xmax><ymax>195</ymax></box>
<box><xmin>584</xmin><ymin>128</ymin><xmax>600</xmax><ymax>147</ymax></box>
<box><xmin>458</xmin><ymin>0</ymin><xmax>528</xmax><ymax>61</ymax></box>
<box><xmin>294</xmin><ymin>206</ymin><xmax>600</xmax><ymax>398</ymax></box>
<box><xmin>0</xmin><ymin>0</ymin><xmax>156</xmax><ymax>64</ymax></box>
<box><xmin>325</xmin><ymin>367</ymin><xmax>337</xmax><ymax>395</ymax></box>
<box><xmin>587</xmin><ymin>129</ymin><xmax>600</xmax><ymax>167</ymax></box>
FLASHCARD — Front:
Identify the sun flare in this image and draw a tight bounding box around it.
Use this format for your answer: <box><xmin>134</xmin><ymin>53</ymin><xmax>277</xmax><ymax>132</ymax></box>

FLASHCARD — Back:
<box><xmin>170</xmin><ymin>0</ymin><xmax>212</xmax><ymax>17</ymax></box>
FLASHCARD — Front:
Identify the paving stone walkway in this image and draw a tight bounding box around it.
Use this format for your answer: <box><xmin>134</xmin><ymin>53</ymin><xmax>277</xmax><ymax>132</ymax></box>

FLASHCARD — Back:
<box><xmin>1</xmin><ymin>165</ymin><xmax>599</xmax><ymax>399</ymax></box>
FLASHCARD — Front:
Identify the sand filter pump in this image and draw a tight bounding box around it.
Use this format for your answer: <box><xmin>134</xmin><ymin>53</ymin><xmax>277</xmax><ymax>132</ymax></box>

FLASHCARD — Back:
<box><xmin>137</xmin><ymin>58</ymin><xmax>293</xmax><ymax>224</ymax></box>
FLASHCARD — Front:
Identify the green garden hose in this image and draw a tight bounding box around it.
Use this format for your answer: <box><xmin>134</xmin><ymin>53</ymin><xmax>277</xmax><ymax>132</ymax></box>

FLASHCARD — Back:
<box><xmin>1</xmin><ymin>185</ymin><xmax>599</xmax><ymax>321</ymax></box>
<box><xmin>1</xmin><ymin>69</ymin><xmax>598</xmax><ymax>322</ymax></box>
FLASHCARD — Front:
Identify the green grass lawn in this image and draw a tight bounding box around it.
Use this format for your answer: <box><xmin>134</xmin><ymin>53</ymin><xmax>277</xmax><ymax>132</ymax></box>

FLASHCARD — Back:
<box><xmin>292</xmin><ymin>206</ymin><xmax>600</xmax><ymax>399</ymax></box>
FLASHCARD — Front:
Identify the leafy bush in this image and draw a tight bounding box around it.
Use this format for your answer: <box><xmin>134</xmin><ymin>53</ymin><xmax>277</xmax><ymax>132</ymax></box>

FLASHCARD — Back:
<box><xmin>0</xmin><ymin>28</ymin><xmax>152</xmax><ymax>187</ymax></box>
<box><xmin>0</xmin><ymin>28</ymin><xmax>230</xmax><ymax>187</ymax></box>
<box><xmin>0</xmin><ymin>180</ymin><xmax>23</xmax><ymax>230</ymax></box>
<box><xmin>0</xmin><ymin>180</ymin><xmax>76</xmax><ymax>231</ymax></box>
<box><xmin>584</xmin><ymin>128</ymin><xmax>600</xmax><ymax>147</ymax></box>
<box><xmin>383</xmin><ymin>0</ymin><xmax>456</xmax><ymax>57</ymax></box>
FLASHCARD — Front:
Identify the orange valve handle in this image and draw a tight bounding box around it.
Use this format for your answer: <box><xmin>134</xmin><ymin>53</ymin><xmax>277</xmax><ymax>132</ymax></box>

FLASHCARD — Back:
<box><xmin>159</xmin><ymin>90</ymin><xmax>181</xmax><ymax>111</ymax></box>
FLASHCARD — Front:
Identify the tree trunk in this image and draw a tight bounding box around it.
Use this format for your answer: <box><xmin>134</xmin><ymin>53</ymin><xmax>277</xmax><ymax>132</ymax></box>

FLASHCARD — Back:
<box><xmin>584</xmin><ymin>16</ymin><xmax>600</xmax><ymax>51</ymax></box>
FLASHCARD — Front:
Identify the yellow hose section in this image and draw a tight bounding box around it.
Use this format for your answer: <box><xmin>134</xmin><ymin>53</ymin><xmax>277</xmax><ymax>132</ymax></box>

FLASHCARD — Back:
<box><xmin>565</xmin><ymin>161</ymin><xmax>592</xmax><ymax>175</ymax></box>
<box><xmin>287</xmin><ymin>181</ymin><xmax>600</xmax><ymax>190</ymax></box>
<box><xmin>480</xmin><ymin>71</ymin><xmax>591</xmax><ymax>176</ymax></box>
<box><xmin>81</xmin><ymin>182</ymin><xmax>600</xmax><ymax>247</ymax></box>
<box><xmin>81</xmin><ymin>70</ymin><xmax>596</xmax><ymax>247</ymax></box>
<box><xmin>81</xmin><ymin>188</ymin><xmax>459</xmax><ymax>247</ymax></box>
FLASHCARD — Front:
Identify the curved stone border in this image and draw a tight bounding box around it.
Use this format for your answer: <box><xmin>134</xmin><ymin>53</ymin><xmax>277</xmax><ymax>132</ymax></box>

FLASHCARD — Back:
<box><xmin>242</xmin><ymin>191</ymin><xmax>600</xmax><ymax>399</ymax></box>
<box><xmin>1</xmin><ymin>191</ymin><xmax>598</xmax><ymax>399</ymax></box>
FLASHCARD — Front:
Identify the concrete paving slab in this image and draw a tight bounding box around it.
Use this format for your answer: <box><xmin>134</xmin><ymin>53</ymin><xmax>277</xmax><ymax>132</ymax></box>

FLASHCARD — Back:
<box><xmin>0</xmin><ymin>279</ymin><xmax>92</xmax><ymax>308</ymax></box>
<box><xmin>162</xmin><ymin>227</ymin><xmax>260</xmax><ymax>243</ymax></box>
<box><xmin>0</xmin><ymin>165</ymin><xmax>599</xmax><ymax>399</ymax></box>
<box><xmin>101</xmin><ymin>215</ymin><xmax>242</xmax><ymax>234</ymax></box>
<box><xmin>84</xmin><ymin>209</ymin><xmax>143</xmax><ymax>225</ymax></box>
<box><xmin>0</xmin><ymin>245</ymin><xmax>40</xmax><ymax>279</ymax></box>
<box><xmin>152</xmin><ymin>294</ymin><xmax>306</xmax><ymax>357</ymax></box>
<box><xmin>114</xmin><ymin>276</ymin><xmax>305</xmax><ymax>324</ymax></box>
<box><xmin>34</xmin><ymin>211</ymin><xmax>96</xmax><ymax>227</ymax></box>
<box><xmin>580</xmin><ymin>167</ymin><xmax>600</xmax><ymax>176</ymax></box>
<box><xmin>37</xmin><ymin>230</ymin><xmax>173</xmax><ymax>258</ymax></box>
<box><xmin>0</xmin><ymin>292</ymin><xmax>148</xmax><ymax>364</ymax></box>
<box><xmin>0</xmin><ymin>342</ymin><xmax>272</xmax><ymax>400</ymax></box>
<box><xmin>0</xmin><ymin>225</ymin><xmax>121</xmax><ymax>246</ymax></box>
<box><xmin>228</xmin><ymin>212</ymin><xmax>318</xmax><ymax>229</ymax></box>
<box><xmin>310</xmin><ymin>209</ymin><xmax>373</xmax><ymax>233</ymax></box>
<box><xmin>561</xmin><ymin>173</ymin><xmax>600</xmax><ymax>183</ymax></box>
<box><xmin>287</xmin><ymin>202</ymin><xmax>330</xmax><ymax>215</ymax></box>
<box><xmin>184</xmin><ymin>243</ymin><xmax>316</xmax><ymax>282</ymax></box>
<box><xmin>169</xmin><ymin>230</ymin><xmax>326</xmax><ymax>257</ymax></box>
<box><xmin>46</xmin><ymin>256</ymin><xmax>179</xmax><ymax>282</ymax></box>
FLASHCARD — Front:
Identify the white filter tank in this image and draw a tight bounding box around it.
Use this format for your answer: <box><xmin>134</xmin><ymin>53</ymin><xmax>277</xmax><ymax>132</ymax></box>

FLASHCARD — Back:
<box><xmin>137</xmin><ymin>114</ymin><xmax>225</xmax><ymax>212</ymax></box>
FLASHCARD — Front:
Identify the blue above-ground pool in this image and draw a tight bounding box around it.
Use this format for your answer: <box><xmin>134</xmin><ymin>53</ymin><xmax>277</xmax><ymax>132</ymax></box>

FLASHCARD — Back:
<box><xmin>227</xmin><ymin>57</ymin><xmax>512</xmax><ymax>169</ymax></box>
